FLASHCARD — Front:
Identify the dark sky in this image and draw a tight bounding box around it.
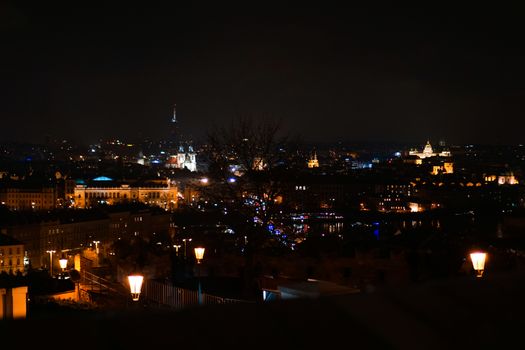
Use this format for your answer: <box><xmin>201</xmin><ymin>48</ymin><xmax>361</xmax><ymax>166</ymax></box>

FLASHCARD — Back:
<box><xmin>2</xmin><ymin>3</ymin><xmax>525</xmax><ymax>145</ymax></box>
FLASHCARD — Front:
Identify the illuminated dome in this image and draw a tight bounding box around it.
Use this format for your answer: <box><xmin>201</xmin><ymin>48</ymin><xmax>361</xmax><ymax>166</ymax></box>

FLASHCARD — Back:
<box><xmin>408</xmin><ymin>141</ymin><xmax>451</xmax><ymax>159</ymax></box>
<box><xmin>422</xmin><ymin>141</ymin><xmax>434</xmax><ymax>156</ymax></box>
<box><xmin>93</xmin><ymin>176</ymin><xmax>113</xmax><ymax>181</ymax></box>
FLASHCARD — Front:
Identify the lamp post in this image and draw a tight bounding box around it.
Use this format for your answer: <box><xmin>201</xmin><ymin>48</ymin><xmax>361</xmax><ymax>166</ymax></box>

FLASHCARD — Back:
<box><xmin>93</xmin><ymin>240</ymin><xmax>100</xmax><ymax>255</ymax></box>
<box><xmin>46</xmin><ymin>250</ymin><xmax>56</xmax><ymax>276</ymax></box>
<box><xmin>183</xmin><ymin>238</ymin><xmax>192</xmax><ymax>259</ymax></box>
<box><xmin>470</xmin><ymin>251</ymin><xmax>487</xmax><ymax>278</ymax></box>
<box><xmin>194</xmin><ymin>247</ymin><xmax>205</xmax><ymax>305</ymax></box>
<box><xmin>173</xmin><ymin>244</ymin><xmax>181</xmax><ymax>256</ymax></box>
<box><xmin>128</xmin><ymin>274</ymin><xmax>144</xmax><ymax>301</ymax></box>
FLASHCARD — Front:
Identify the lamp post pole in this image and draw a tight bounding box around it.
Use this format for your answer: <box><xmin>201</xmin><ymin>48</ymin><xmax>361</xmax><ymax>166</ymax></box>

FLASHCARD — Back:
<box><xmin>197</xmin><ymin>264</ymin><xmax>202</xmax><ymax>305</ymax></box>
<box><xmin>183</xmin><ymin>238</ymin><xmax>192</xmax><ymax>259</ymax></box>
<box><xmin>93</xmin><ymin>240</ymin><xmax>100</xmax><ymax>255</ymax></box>
<box><xmin>46</xmin><ymin>250</ymin><xmax>56</xmax><ymax>277</ymax></box>
<box><xmin>194</xmin><ymin>247</ymin><xmax>205</xmax><ymax>305</ymax></box>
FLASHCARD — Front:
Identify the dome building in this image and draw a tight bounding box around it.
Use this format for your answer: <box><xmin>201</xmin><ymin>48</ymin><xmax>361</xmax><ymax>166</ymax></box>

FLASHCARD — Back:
<box><xmin>409</xmin><ymin>141</ymin><xmax>451</xmax><ymax>159</ymax></box>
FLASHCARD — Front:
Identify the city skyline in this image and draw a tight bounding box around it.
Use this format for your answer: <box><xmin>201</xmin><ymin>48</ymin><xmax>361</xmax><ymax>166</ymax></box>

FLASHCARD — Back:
<box><xmin>2</xmin><ymin>4</ymin><xmax>525</xmax><ymax>144</ymax></box>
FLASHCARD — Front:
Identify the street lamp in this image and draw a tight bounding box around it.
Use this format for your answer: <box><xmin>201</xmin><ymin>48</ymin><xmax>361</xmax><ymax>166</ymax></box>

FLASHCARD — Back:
<box><xmin>194</xmin><ymin>247</ymin><xmax>205</xmax><ymax>264</ymax></box>
<box><xmin>93</xmin><ymin>240</ymin><xmax>100</xmax><ymax>255</ymax></box>
<box><xmin>173</xmin><ymin>244</ymin><xmax>181</xmax><ymax>256</ymax></box>
<box><xmin>194</xmin><ymin>247</ymin><xmax>205</xmax><ymax>305</ymax></box>
<box><xmin>46</xmin><ymin>250</ymin><xmax>56</xmax><ymax>276</ymax></box>
<box><xmin>182</xmin><ymin>238</ymin><xmax>192</xmax><ymax>259</ymax></box>
<box><xmin>59</xmin><ymin>254</ymin><xmax>68</xmax><ymax>272</ymax></box>
<box><xmin>470</xmin><ymin>251</ymin><xmax>487</xmax><ymax>278</ymax></box>
<box><xmin>128</xmin><ymin>274</ymin><xmax>144</xmax><ymax>301</ymax></box>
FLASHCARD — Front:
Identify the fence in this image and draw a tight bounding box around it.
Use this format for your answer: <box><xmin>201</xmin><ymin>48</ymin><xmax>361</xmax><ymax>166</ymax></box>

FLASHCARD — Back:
<box><xmin>143</xmin><ymin>279</ymin><xmax>248</xmax><ymax>309</ymax></box>
<box><xmin>80</xmin><ymin>269</ymin><xmax>125</xmax><ymax>296</ymax></box>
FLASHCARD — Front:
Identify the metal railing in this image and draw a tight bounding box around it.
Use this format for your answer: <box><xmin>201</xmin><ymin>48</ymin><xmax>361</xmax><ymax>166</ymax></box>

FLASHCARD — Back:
<box><xmin>143</xmin><ymin>280</ymin><xmax>248</xmax><ymax>309</ymax></box>
<box><xmin>80</xmin><ymin>269</ymin><xmax>125</xmax><ymax>296</ymax></box>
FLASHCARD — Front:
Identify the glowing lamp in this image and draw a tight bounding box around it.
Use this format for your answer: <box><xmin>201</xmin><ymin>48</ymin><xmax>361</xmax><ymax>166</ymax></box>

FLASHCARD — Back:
<box><xmin>194</xmin><ymin>247</ymin><xmax>205</xmax><ymax>264</ymax></box>
<box><xmin>200</xmin><ymin>178</ymin><xmax>209</xmax><ymax>184</ymax></box>
<box><xmin>128</xmin><ymin>274</ymin><xmax>144</xmax><ymax>301</ymax></box>
<box><xmin>470</xmin><ymin>252</ymin><xmax>487</xmax><ymax>278</ymax></box>
<box><xmin>59</xmin><ymin>256</ymin><xmax>68</xmax><ymax>270</ymax></box>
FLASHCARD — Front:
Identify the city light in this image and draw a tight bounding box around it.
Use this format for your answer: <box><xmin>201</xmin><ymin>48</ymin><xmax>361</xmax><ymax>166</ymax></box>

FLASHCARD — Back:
<box><xmin>93</xmin><ymin>240</ymin><xmax>100</xmax><ymax>254</ymax></box>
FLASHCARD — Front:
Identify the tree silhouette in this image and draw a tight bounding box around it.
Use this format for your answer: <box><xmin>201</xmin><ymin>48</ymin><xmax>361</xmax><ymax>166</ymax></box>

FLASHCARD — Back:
<box><xmin>205</xmin><ymin>115</ymin><xmax>291</xmax><ymax>297</ymax></box>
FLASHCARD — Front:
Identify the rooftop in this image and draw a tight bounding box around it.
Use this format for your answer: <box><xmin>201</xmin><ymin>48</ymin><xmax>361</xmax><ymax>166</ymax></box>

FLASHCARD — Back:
<box><xmin>0</xmin><ymin>234</ymin><xmax>22</xmax><ymax>246</ymax></box>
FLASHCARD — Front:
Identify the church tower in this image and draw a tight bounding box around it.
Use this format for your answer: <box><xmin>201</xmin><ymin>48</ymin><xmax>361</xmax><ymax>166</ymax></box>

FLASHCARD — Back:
<box><xmin>185</xmin><ymin>145</ymin><xmax>197</xmax><ymax>172</ymax></box>
<box><xmin>177</xmin><ymin>144</ymin><xmax>186</xmax><ymax>166</ymax></box>
<box><xmin>307</xmin><ymin>150</ymin><xmax>320</xmax><ymax>168</ymax></box>
<box><xmin>165</xmin><ymin>105</ymin><xmax>198</xmax><ymax>172</ymax></box>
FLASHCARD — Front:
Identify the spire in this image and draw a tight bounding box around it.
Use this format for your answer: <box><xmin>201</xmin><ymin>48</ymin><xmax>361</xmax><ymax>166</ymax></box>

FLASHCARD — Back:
<box><xmin>307</xmin><ymin>149</ymin><xmax>319</xmax><ymax>168</ymax></box>
<box><xmin>171</xmin><ymin>104</ymin><xmax>177</xmax><ymax>123</ymax></box>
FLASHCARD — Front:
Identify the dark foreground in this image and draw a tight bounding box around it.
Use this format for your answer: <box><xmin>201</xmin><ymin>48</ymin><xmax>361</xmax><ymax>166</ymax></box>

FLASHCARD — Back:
<box><xmin>2</xmin><ymin>271</ymin><xmax>524</xmax><ymax>349</ymax></box>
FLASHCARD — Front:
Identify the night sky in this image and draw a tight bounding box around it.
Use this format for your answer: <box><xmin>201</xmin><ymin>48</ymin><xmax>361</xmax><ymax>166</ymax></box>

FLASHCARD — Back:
<box><xmin>2</xmin><ymin>3</ymin><xmax>525</xmax><ymax>145</ymax></box>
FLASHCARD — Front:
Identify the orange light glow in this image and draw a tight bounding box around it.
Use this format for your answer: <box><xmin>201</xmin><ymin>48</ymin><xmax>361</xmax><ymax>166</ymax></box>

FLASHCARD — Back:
<box><xmin>194</xmin><ymin>247</ymin><xmax>205</xmax><ymax>263</ymax></box>
<box><xmin>128</xmin><ymin>275</ymin><xmax>144</xmax><ymax>301</ymax></box>
<box><xmin>470</xmin><ymin>252</ymin><xmax>487</xmax><ymax>278</ymax></box>
<box><xmin>59</xmin><ymin>258</ymin><xmax>68</xmax><ymax>270</ymax></box>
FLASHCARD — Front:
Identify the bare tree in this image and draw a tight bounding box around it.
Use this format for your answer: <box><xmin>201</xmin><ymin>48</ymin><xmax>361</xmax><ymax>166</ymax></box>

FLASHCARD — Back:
<box><xmin>205</xmin><ymin>115</ymin><xmax>291</xmax><ymax>296</ymax></box>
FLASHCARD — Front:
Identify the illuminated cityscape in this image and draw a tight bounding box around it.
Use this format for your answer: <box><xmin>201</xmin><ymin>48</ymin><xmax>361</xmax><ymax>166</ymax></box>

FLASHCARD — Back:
<box><xmin>1</xmin><ymin>3</ymin><xmax>525</xmax><ymax>349</ymax></box>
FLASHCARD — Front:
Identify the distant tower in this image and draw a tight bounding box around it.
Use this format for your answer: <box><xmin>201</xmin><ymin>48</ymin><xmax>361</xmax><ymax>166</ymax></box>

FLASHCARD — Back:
<box><xmin>171</xmin><ymin>104</ymin><xmax>177</xmax><ymax>124</ymax></box>
<box><xmin>177</xmin><ymin>144</ymin><xmax>186</xmax><ymax>166</ymax></box>
<box><xmin>185</xmin><ymin>145</ymin><xmax>197</xmax><ymax>172</ymax></box>
<box><xmin>170</xmin><ymin>104</ymin><xmax>179</xmax><ymax>146</ymax></box>
<box><xmin>166</xmin><ymin>105</ymin><xmax>197</xmax><ymax>172</ymax></box>
<box><xmin>171</xmin><ymin>143</ymin><xmax>197</xmax><ymax>172</ymax></box>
